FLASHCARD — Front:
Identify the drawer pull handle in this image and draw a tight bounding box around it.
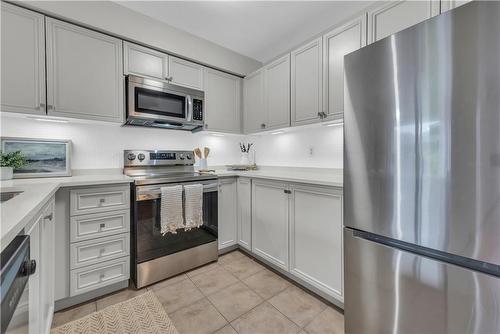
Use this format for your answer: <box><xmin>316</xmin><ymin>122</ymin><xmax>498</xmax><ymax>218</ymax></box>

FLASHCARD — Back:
<box><xmin>100</xmin><ymin>223</ymin><xmax>106</xmax><ymax>230</ymax></box>
<box><xmin>44</xmin><ymin>213</ymin><xmax>53</xmax><ymax>221</ymax></box>
<box><xmin>99</xmin><ymin>198</ymin><xmax>106</xmax><ymax>204</ymax></box>
<box><xmin>100</xmin><ymin>273</ymin><xmax>105</xmax><ymax>281</ymax></box>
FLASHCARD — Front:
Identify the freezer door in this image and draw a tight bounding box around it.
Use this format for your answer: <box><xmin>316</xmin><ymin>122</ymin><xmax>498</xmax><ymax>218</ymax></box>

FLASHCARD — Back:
<box><xmin>344</xmin><ymin>228</ymin><xmax>500</xmax><ymax>334</ymax></box>
<box><xmin>344</xmin><ymin>1</ymin><xmax>500</xmax><ymax>266</ymax></box>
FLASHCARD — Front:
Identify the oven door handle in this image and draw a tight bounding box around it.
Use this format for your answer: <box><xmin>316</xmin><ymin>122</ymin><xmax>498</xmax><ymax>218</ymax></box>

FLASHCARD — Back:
<box><xmin>136</xmin><ymin>182</ymin><xmax>218</xmax><ymax>201</ymax></box>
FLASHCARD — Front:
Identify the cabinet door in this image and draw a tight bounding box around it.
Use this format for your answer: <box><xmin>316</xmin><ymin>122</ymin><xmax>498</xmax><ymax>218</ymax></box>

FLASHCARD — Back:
<box><xmin>243</xmin><ymin>69</ymin><xmax>265</xmax><ymax>133</ymax></box>
<box><xmin>27</xmin><ymin>216</ymin><xmax>41</xmax><ymax>334</ymax></box>
<box><xmin>218</xmin><ymin>178</ymin><xmax>238</xmax><ymax>250</ymax></box>
<box><xmin>40</xmin><ymin>200</ymin><xmax>55</xmax><ymax>334</ymax></box>
<box><xmin>440</xmin><ymin>0</ymin><xmax>473</xmax><ymax>13</ymax></box>
<box><xmin>204</xmin><ymin>68</ymin><xmax>242</xmax><ymax>133</ymax></box>
<box><xmin>368</xmin><ymin>0</ymin><xmax>440</xmax><ymax>43</ymax></box>
<box><xmin>237</xmin><ymin>178</ymin><xmax>252</xmax><ymax>251</ymax></box>
<box><xmin>168</xmin><ymin>56</ymin><xmax>204</xmax><ymax>90</ymax></box>
<box><xmin>290</xmin><ymin>185</ymin><xmax>343</xmax><ymax>301</ymax></box>
<box><xmin>251</xmin><ymin>179</ymin><xmax>289</xmax><ymax>270</ymax></box>
<box><xmin>46</xmin><ymin>18</ymin><xmax>124</xmax><ymax>122</ymax></box>
<box><xmin>323</xmin><ymin>15</ymin><xmax>366</xmax><ymax>120</ymax></box>
<box><xmin>291</xmin><ymin>37</ymin><xmax>323</xmax><ymax>126</ymax></box>
<box><xmin>123</xmin><ymin>42</ymin><xmax>168</xmax><ymax>80</ymax></box>
<box><xmin>1</xmin><ymin>3</ymin><xmax>45</xmax><ymax>115</ymax></box>
<box><xmin>265</xmin><ymin>54</ymin><xmax>291</xmax><ymax>130</ymax></box>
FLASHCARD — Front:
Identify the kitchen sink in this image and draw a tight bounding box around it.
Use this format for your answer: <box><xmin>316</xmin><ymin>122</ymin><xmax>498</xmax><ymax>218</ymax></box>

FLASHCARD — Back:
<box><xmin>0</xmin><ymin>191</ymin><xmax>23</xmax><ymax>203</ymax></box>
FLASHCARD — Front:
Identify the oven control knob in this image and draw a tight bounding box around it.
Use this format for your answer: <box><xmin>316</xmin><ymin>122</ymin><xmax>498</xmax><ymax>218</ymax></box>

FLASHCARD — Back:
<box><xmin>186</xmin><ymin>154</ymin><xmax>192</xmax><ymax>160</ymax></box>
<box><xmin>127</xmin><ymin>153</ymin><xmax>136</xmax><ymax>161</ymax></box>
<box><xmin>179</xmin><ymin>153</ymin><xmax>185</xmax><ymax>160</ymax></box>
<box><xmin>137</xmin><ymin>153</ymin><xmax>146</xmax><ymax>161</ymax></box>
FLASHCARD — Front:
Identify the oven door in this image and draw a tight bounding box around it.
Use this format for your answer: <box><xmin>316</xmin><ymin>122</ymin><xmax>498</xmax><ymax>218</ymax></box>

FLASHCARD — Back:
<box><xmin>127</xmin><ymin>77</ymin><xmax>190</xmax><ymax>124</ymax></box>
<box><xmin>132</xmin><ymin>180</ymin><xmax>218</xmax><ymax>265</ymax></box>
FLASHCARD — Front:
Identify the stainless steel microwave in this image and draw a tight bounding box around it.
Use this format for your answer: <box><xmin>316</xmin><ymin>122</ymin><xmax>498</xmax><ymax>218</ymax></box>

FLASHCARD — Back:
<box><xmin>124</xmin><ymin>75</ymin><xmax>204</xmax><ymax>131</ymax></box>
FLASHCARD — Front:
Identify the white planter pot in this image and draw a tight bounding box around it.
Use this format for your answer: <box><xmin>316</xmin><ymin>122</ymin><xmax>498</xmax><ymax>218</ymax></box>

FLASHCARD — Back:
<box><xmin>0</xmin><ymin>167</ymin><xmax>14</xmax><ymax>180</ymax></box>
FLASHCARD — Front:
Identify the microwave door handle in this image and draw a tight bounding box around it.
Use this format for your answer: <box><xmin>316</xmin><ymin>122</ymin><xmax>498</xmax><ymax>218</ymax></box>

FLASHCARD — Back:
<box><xmin>186</xmin><ymin>95</ymin><xmax>193</xmax><ymax>121</ymax></box>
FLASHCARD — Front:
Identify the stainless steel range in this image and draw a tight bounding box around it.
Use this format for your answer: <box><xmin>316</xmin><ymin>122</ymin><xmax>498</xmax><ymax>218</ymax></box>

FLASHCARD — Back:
<box><xmin>124</xmin><ymin>150</ymin><xmax>218</xmax><ymax>289</ymax></box>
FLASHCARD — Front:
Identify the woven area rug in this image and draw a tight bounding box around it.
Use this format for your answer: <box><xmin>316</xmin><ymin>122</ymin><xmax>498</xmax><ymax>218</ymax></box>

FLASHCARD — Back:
<box><xmin>51</xmin><ymin>291</ymin><xmax>179</xmax><ymax>334</ymax></box>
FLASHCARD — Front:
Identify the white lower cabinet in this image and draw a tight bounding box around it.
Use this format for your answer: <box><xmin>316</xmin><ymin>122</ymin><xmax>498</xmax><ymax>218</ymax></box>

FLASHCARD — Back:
<box><xmin>218</xmin><ymin>178</ymin><xmax>238</xmax><ymax>250</ymax></box>
<box><xmin>290</xmin><ymin>184</ymin><xmax>344</xmax><ymax>301</ymax></box>
<box><xmin>26</xmin><ymin>197</ymin><xmax>55</xmax><ymax>334</ymax></box>
<box><xmin>237</xmin><ymin>178</ymin><xmax>252</xmax><ymax>251</ymax></box>
<box><xmin>70</xmin><ymin>257</ymin><xmax>130</xmax><ymax>296</ymax></box>
<box><xmin>235</xmin><ymin>176</ymin><xmax>344</xmax><ymax>302</ymax></box>
<box><xmin>54</xmin><ymin>184</ymin><xmax>131</xmax><ymax>306</ymax></box>
<box><xmin>251</xmin><ymin>179</ymin><xmax>289</xmax><ymax>270</ymax></box>
<box><xmin>26</xmin><ymin>215</ymin><xmax>41</xmax><ymax>334</ymax></box>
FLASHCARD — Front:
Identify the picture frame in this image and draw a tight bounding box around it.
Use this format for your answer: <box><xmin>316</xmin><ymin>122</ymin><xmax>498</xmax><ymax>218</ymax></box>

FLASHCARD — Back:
<box><xmin>1</xmin><ymin>137</ymin><xmax>72</xmax><ymax>178</ymax></box>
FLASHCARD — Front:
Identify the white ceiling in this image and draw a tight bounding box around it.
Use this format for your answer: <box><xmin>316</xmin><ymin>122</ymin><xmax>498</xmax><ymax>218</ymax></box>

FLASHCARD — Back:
<box><xmin>115</xmin><ymin>1</ymin><xmax>374</xmax><ymax>63</ymax></box>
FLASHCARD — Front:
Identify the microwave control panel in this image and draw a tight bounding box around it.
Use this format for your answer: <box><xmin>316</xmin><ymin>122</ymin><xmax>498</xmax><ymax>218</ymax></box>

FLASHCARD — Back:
<box><xmin>193</xmin><ymin>99</ymin><xmax>203</xmax><ymax>121</ymax></box>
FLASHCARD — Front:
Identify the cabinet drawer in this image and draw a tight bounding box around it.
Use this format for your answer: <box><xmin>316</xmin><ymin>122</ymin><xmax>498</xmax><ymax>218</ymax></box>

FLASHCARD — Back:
<box><xmin>70</xmin><ymin>234</ymin><xmax>130</xmax><ymax>269</ymax></box>
<box><xmin>70</xmin><ymin>257</ymin><xmax>130</xmax><ymax>296</ymax></box>
<box><xmin>70</xmin><ymin>210</ymin><xmax>130</xmax><ymax>242</ymax></box>
<box><xmin>70</xmin><ymin>186</ymin><xmax>129</xmax><ymax>215</ymax></box>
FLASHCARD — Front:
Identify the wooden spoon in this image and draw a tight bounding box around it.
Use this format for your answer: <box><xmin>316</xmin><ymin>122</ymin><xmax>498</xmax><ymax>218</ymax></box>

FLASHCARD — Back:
<box><xmin>194</xmin><ymin>148</ymin><xmax>202</xmax><ymax>159</ymax></box>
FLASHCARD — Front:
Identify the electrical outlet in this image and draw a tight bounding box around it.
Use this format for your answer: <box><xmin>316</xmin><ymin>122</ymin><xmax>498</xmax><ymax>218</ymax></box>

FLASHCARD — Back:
<box><xmin>309</xmin><ymin>146</ymin><xmax>314</xmax><ymax>156</ymax></box>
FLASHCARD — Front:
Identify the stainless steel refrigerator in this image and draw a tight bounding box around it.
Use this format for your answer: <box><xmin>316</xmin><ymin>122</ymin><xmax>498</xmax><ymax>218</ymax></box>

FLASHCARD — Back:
<box><xmin>343</xmin><ymin>2</ymin><xmax>500</xmax><ymax>333</ymax></box>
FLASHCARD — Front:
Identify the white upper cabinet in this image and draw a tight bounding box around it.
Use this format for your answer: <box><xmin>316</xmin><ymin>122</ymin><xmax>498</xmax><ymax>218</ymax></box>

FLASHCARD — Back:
<box><xmin>218</xmin><ymin>178</ymin><xmax>238</xmax><ymax>250</ymax></box>
<box><xmin>290</xmin><ymin>184</ymin><xmax>344</xmax><ymax>301</ymax></box>
<box><xmin>291</xmin><ymin>37</ymin><xmax>323</xmax><ymax>126</ymax></box>
<box><xmin>323</xmin><ymin>15</ymin><xmax>367</xmax><ymax>120</ymax></box>
<box><xmin>243</xmin><ymin>69</ymin><xmax>265</xmax><ymax>133</ymax></box>
<box><xmin>46</xmin><ymin>18</ymin><xmax>124</xmax><ymax>122</ymax></box>
<box><xmin>203</xmin><ymin>68</ymin><xmax>242</xmax><ymax>133</ymax></box>
<box><xmin>124</xmin><ymin>43</ymin><xmax>204</xmax><ymax>89</ymax></box>
<box><xmin>368</xmin><ymin>0</ymin><xmax>440</xmax><ymax>43</ymax></box>
<box><xmin>264</xmin><ymin>54</ymin><xmax>291</xmax><ymax>130</ymax></box>
<box><xmin>1</xmin><ymin>3</ymin><xmax>46</xmax><ymax>115</ymax></box>
<box><xmin>251</xmin><ymin>179</ymin><xmax>289</xmax><ymax>270</ymax></box>
<box><xmin>440</xmin><ymin>0</ymin><xmax>473</xmax><ymax>13</ymax></box>
<box><xmin>123</xmin><ymin>42</ymin><xmax>167</xmax><ymax>80</ymax></box>
<box><xmin>168</xmin><ymin>56</ymin><xmax>204</xmax><ymax>90</ymax></box>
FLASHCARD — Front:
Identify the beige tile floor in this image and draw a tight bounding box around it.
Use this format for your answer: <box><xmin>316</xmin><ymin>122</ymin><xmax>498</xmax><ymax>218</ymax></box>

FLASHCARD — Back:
<box><xmin>52</xmin><ymin>250</ymin><xmax>344</xmax><ymax>334</ymax></box>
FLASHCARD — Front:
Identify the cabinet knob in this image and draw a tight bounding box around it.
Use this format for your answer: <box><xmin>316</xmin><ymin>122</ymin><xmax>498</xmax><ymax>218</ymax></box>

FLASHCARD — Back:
<box><xmin>100</xmin><ymin>273</ymin><xmax>105</xmax><ymax>281</ymax></box>
<box><xmin>284</xmin><ymin>189</ymin><xmax>291</xmax><ymax>194</ymax></box>
<box><xmin>38</xmin><ymin>103</ymin><xmax>46</xmax><ymax>110</ymax></box>
<box><xmin>260</xmin><ymin>123</ymin><xmax>266</xmax><ymax>129</ymax></box>
<box><xmin>165</xmin><ymin>76</ymin><xmax>173</xmax><ymax>81</ymax></box>
<box><xmin>44</xmin><ymin>213</ymin><xmax>53</xmax><ymax>221</ymax></box>
<box><xmin>99</xmin><ymin>198</ymin><xmax>106</xmax><ymax>204</ymax></box>
<box><xmin>100</xmin><ymin>223</ymin><xmax>106</xmax><ymax>229</ymax></box>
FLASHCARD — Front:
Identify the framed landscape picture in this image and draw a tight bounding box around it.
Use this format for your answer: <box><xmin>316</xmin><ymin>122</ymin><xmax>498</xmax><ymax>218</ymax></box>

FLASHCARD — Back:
<box><xmin>1</xmin><ymin>137</ymin><xmax>72</xmax><ymax>178</ymax></box>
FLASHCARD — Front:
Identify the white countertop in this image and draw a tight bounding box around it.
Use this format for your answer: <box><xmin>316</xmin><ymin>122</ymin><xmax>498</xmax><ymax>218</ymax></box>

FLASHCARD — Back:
<box><xmin>1</xmin><ymin>166</ymin><xmax>341</xmax><ymax>251</ymax></box>
<box><xmin>208</xmin><ymin>166</ymin><xmax>343</xmax><ymax>188</ymax></box>
<box><xmin>1</xmin><ymin>173</ymin><xmax>132</xmax><ymax>251</ymax></box>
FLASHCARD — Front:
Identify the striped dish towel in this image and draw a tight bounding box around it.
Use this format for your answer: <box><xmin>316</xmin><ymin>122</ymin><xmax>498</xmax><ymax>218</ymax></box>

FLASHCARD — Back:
<box><xmin>183</xmin><ymin>184</ymin><xmax>203</xmax><ymax>230</ymax></box>
<box><xmin>160</xmin><ymin>185</ymin><xmax>184</xmax><ymax>235</ymax></box>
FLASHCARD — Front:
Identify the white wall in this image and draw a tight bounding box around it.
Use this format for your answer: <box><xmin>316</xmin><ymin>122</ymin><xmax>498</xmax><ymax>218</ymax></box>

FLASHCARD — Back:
<box><xmin>248</xmin><ymin>124</ymin><xmax>343</xmax><ymax>169</ymax></box>
<box><xmin>22</xmin><ymin>1</ymin><xmax>261</xmax><ymax>76</ymax></box>
<box><xmin>0</xmin><ymin>115</ymin><xmax>244</xmax><ymax>169</ymax></box>
<box><xmin>0</xmin><ymin>115</ymin><xmax>343</xmax><ymax>170</ymax></box>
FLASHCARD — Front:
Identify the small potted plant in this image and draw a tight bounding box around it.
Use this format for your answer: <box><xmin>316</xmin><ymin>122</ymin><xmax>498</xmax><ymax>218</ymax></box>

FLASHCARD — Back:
<box><xmin>0</xmin><ymin>150</ymin><xmax>27</xmax><ymax>180</ymax></box>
